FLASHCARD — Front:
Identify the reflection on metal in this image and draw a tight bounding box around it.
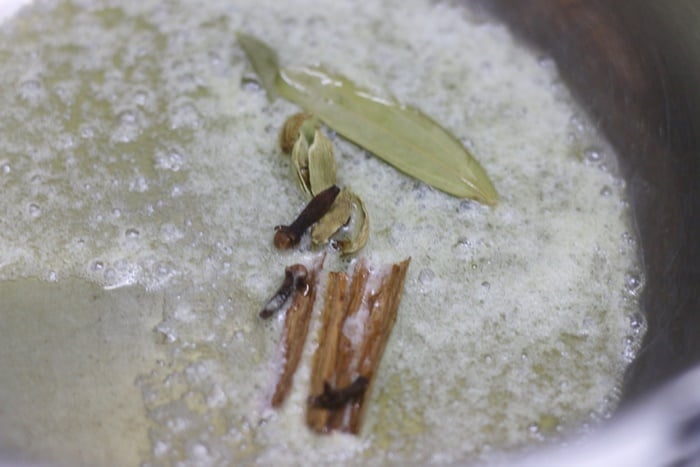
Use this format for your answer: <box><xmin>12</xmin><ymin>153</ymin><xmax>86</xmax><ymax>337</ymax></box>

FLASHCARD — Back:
<box><xmin>499</xmin><ymin>364</ymin><xmax>700</xmax><ymax>467</ymax></box>
<box><xmin>480</xmin><ymin>0</ymin><xmax>700</xmax><ymax>406</ymax></box>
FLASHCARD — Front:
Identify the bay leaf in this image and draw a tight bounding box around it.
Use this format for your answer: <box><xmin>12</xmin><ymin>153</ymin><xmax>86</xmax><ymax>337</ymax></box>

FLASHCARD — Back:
<box><xmin>275</xmin><ymin>66</ymin><xmax>498</xmax><ymax>205</ymax></box>
<box><xmin>237</xmin><ymin>32</ymin><xmax>498</xmax><ymax>205</ymax></box>
<box><xmin>236</xmin><ymin>32</ymin><xmax>279</xmax><ymax>101</ymax></box>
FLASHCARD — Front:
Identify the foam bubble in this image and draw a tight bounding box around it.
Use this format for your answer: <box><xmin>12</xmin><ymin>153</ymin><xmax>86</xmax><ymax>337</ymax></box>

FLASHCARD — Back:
<box><xmin>18</xmin><ymin>78</ymin><xmax>43</xmax><ymax>103</ymax></box>
<box><xmin>0</xmin><ymin>0</ymin><xmax>644</xmax><ymax>464</ymax></box>
<box><xmin>27</xmin><ymin>203</ymin><xmax>41</xmax><ymax>217</ymax></box>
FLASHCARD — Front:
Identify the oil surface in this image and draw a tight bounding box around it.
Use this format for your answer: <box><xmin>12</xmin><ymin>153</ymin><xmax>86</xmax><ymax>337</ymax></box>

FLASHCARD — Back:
<box><xmin>0</xmin><ymin>0</ymin><xmax>644</xmax><ymax>465</ymax></box>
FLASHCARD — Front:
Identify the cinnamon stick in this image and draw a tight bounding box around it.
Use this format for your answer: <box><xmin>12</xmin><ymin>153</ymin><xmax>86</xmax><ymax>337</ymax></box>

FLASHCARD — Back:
<box><xmin>307</xmin><ymin>257</ymin><xmax>411</xmax><ymax>434</ymax></box>
<box><xmin>325</xmin><ymin>259</ymin><xmax>371</xmax><ymax>430</ymax></box>
<box><xmin>270</xmin><ymin>256</ymin><xmax>324</xmax><ymax>407</ymax></box>
<box><xmin>344</xmin><ymin>258</ymin><xmax>410</xmax><ymax>433</ymax></box>
<box><xmin>306</xmin><ymin>270</ymin><xmax>349</xmax><ymax>430</ymax></box>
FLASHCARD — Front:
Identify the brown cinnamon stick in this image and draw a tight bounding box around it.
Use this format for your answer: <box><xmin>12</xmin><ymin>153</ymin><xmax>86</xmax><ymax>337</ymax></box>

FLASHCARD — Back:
<box><xmin>307</xmin><ymin>257</ymin><xmax>411</xmax><ymax>434</ymax></box>
<box><xmin>306</xmin><ymin>270</ymin><xmax>349</xmax><ymax>430</ymax></box>
<box><xmin>344</xmin><ymin>258</ymin><xmax>410</xmax><ymax>433</ymax></box>
<box><xmin>270</xmin><ymin>256</ymin><xmax>324</xmax><ymax>407</ymax></box>
<box><xmin>325</xmin><ymin>259</ymin><xmax>371</xmax><ymax>430</ymax></box>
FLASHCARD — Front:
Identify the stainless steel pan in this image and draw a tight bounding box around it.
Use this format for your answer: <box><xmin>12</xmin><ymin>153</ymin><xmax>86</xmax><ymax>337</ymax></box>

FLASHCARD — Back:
<box><xmin>479</xmin><ymin>0</ymin><xmax>700</xmax><ymax>404</ymax></box>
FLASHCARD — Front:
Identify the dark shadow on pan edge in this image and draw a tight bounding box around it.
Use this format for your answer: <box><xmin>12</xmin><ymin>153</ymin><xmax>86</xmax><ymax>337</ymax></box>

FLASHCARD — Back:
<box><xmin>470</xmin><ymin>0</ymin><xmax>700</xmax><ymax>405</ymax></box>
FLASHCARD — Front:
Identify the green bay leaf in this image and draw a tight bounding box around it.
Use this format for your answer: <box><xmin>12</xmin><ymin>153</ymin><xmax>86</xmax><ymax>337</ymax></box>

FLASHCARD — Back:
<box><xmin>236</xmin><ymin>32</ymin><xmax>498</xmax><ymax>204</ymax></box>
<box><xmin>236</xmin><ymin>32</ymin><xmax>279</xmax><ymax>101</ymax></box>
<box><xmin>275</xmin><ymin>66</ymin><xmax>498</xmax><ymax>205</ymax></box>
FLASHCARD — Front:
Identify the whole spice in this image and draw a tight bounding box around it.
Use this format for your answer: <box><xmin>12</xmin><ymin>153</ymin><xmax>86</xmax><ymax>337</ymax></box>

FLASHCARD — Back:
<box><xmin>279</xmin><ymin>112</ymin><xmax>315</xmax><ymax>154</ymax></box>
<box><xmin>292</xmin><ymin>128</ymin><xmax>337</xmax><ymax>198</ymax></box>
<box><xmin>274</xmin><ymin>184</ymin><xmax>340</xmax><ymax>249</ymax></box>
<box><xmin>259</xmin><ymin>264</ymin><xmax>308</xmax><ymax>319</ymax></box>
<box><xmin>236</xmin><ymin>33</ymin><xmax>498</xmax><ymax>205</ymax></box>
<box><xmin>307</xmin><ymin>257</ymin><xmax>410</xmax><ymax>434</ymax></box>
<box><xmin>235</xmin><ymin>32</ymin><xmax>279</xmax><ymax>101</ymax></box>
<box><xmin>306</xmin><ymin>270</ymin><xmax>350</xmax><ymax>432</ymax></box>
<box><xmin>308</xmin><ymin>376</ymin><xmax>369</xmax><ymax>410</ymax></box>
<box><xmin>277</xmin><ymin>65</ymin><xmax>499</xmax><ymax>204</ymax></box>
<box><xmin>340</xmin><ymin>258</ymin><xmax>410</xmax><ymax>434</ymax></box>
<box><xmin>311</xmin><ymin>188</ymin><xmax>369</xmax><ymax>255</ymax></box>
<box><xmin>270</xmin><ymin>256</ymin><xmax>324</xmax><ymax>407</ymax></box>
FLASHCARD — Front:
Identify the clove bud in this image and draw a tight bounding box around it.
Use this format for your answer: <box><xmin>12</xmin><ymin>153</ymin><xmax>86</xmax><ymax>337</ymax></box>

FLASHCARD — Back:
<box><xmin>308</xmin><ymin>376</ymin><xmax>369</xmax><ymax>410</ymax></box>
<box><xmin>260</xmin><ymin>264</ymin><xmax>309</xmax><ymax>319</ymax></box>
<box><xmin>274</xmin><ymin>184</ymin><xmax>341</xmax><ymax>250</ymax></box>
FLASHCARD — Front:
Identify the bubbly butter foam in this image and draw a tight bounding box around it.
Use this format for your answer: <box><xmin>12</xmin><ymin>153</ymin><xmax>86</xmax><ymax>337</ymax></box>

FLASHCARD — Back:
<box><xmin>0</xmin><ymin>0</ymin><xmax>644</xmax><ymax>465</ymax></box>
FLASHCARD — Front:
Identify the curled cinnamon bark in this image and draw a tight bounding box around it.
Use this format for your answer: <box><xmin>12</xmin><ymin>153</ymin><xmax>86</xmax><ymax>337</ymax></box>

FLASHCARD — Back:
<box><xmin>307</xmin><ymin>257</ymin><xmax>411</xmax><ymax>434</ymax></box>
<box><xmin>269</xmin><ymin>256</ymin><xmax>324</xmax><ymax>407</ymax></box>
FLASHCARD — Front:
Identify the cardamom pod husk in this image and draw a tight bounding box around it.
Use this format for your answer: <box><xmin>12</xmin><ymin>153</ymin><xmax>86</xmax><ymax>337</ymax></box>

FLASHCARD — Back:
<box><xmin>291</xmin><ymin>127</ymin><xmax>337</xmax><ymax>198</ymax></box>
<box><xmin>280</xmin><ymin>112</ymin><xmax>315</xmax><ymax>154</ymax></box>
<box><xmin>311</xmin><ymin>188</ymin><xmax>369</xmax><ymax>255</ymax></box>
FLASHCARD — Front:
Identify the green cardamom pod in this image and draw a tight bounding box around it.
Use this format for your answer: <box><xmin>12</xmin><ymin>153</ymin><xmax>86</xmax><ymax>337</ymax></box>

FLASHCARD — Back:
<box><xmin>307</xmin><ymin>130</ymin><xmax>337</xmax><ymax>196</ymax></box>
<box><xmin>290</xmin><ymin>126</ymin><xmax>337</xmax><ymax>198</ymax></box>
<box><xmin>291</xmin><ymin>133</ymin><xmax>312</xmax><ymax>198</ymax></box>
<box><xmin>279</xmin><ymin>112</ymin><xmax>314</xmax><ymax>154</ymax></box>
<box><xmin>311</xmin><ymin>188</ymin><xmax>369</xmax><ymax>255</ymax></box>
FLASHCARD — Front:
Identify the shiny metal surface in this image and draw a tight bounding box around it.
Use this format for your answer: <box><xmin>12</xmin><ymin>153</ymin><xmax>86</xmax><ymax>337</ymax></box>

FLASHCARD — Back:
<box><xmin>478</xmin><ymin>0</ymin><xmax>700</xmax><ymax>404</ymax></box>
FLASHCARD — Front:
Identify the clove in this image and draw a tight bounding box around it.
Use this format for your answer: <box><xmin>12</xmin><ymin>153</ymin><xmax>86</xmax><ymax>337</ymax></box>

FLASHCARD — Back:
<box><xmin>274</xmin><ymin>184</ymin><xmax>340</xmax><ymax>250</ymax></box>
<box><xmin>260</xmin><ymin>264</ymin><xmax>308</xmax><ymax>319</ymax></box>
<box><xmin>308</xmin><ymin>376</ymin><xmax>369</xmax><ymax>410</ymax></box>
